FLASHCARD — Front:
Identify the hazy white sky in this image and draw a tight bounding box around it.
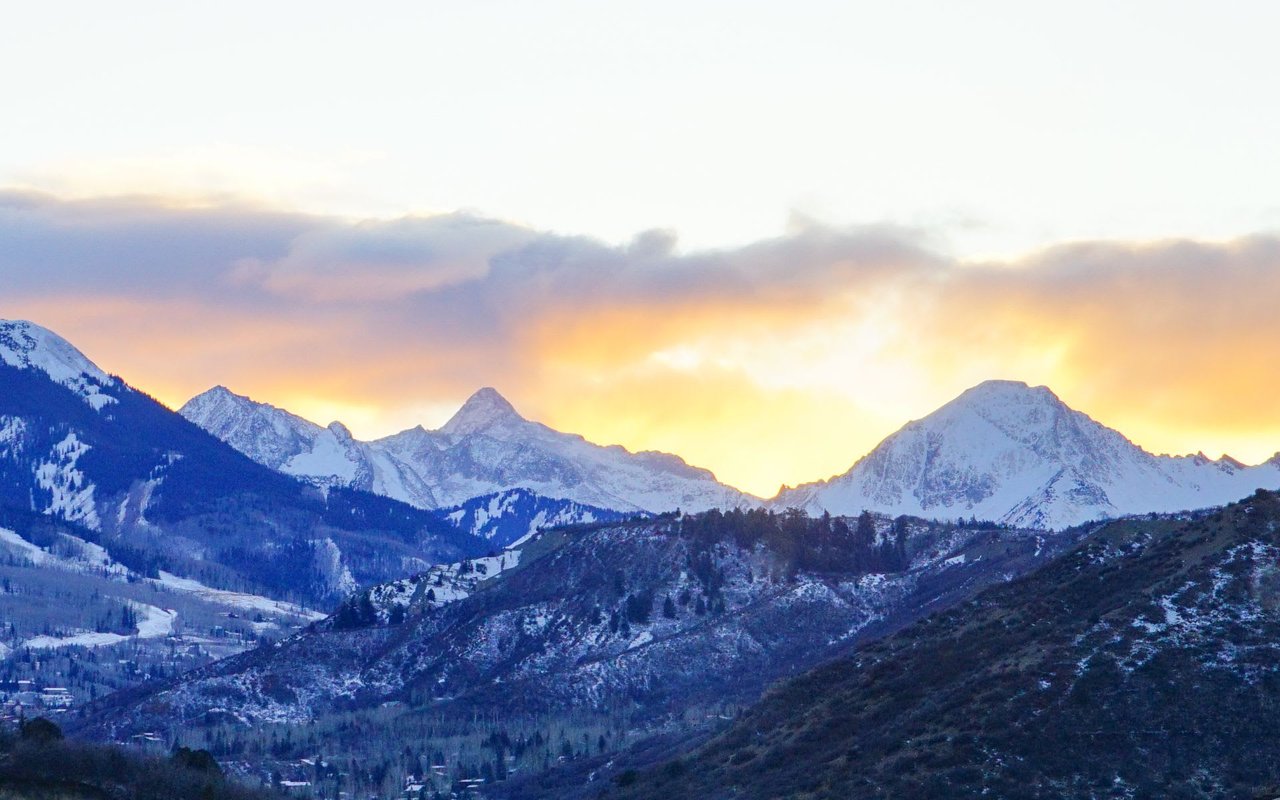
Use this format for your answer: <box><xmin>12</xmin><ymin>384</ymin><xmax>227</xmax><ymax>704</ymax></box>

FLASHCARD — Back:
<box><xmin>5</xmin><ymin>2</ymin><xmax>1280</xmax><ymax>495</ymax></box>
<box><xmin>5</xmin><ymin>1</ymin><xmax>1279</xmax><ymax>257</ymax></box>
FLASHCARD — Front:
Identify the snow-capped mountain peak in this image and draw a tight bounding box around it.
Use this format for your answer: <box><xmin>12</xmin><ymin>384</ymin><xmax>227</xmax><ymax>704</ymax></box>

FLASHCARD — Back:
<box><xmin>0</xmin><ymin>319</ymin><xmax>118</xmax><ymax>410</ymax></box>
<box><xmin>179</xmin><ymin>386</ymin><xmax>325</xmax><ymax>471</ymax></box>
<box><xmin>180</xmin><ymin>385</ymin><xmax>257</xmax><ymax>417</ymax></box>
<box><xmin>775</xmin><ymin>379</ymin><xmax>1280</xmax><ymax>529</ymax></box>
<box><xmin>439</xmin><ymin>387</ymin><xmax>524</xmax><ymax>437</ymax></box>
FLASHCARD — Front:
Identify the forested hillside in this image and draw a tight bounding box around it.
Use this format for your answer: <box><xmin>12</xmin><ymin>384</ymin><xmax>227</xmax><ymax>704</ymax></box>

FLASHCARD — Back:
<box><xmin>615</xmin><ymin>492</ymin><xmax>1280</xmax><ymax>799</ymax></box>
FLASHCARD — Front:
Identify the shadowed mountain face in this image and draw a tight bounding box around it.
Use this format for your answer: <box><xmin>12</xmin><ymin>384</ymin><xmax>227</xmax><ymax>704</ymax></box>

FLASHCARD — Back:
<box><xmin>0</xmin><ymin>319</ymin><xmax>485</xmax><ymax>608</ymax></box>
<box><xmin>181</xmin><ymin>385</ymin><xmax>759</xmax><ymax>514</ymax></box>
<box><xmin>776</xmin><ymin>380</ymin><xmax>1280</xmax><ymax>529</ymax></box>
<box><xmin>615</xmin><ymin>491</ymin><xmax>1280</xmax><ymax>800</ymax></box>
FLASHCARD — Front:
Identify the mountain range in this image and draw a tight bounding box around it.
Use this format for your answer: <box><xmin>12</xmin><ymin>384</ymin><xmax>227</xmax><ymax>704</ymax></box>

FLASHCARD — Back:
<box><xmin>6</xmin><ymin>315</ymin><xmax>1280</xmax><ymax>603</ymax></box>
<box><xmin>0</xmin><ymin>319</ymin><xmax>483</xmax><ymax>608</ymax></box>
<box><xmin>180</xmin><ymin>385</ymin><xmax>756</xmax><ymax>514</ymax></box>
<box><xmin>184</xmin><ymin>373</ymin><xmax>1280</xmax><ymax>533</ymax></box>
<box><xmin>0</xmin><ymin>319</ymin><xmax>497</xmax><ymax>715</ymax></box>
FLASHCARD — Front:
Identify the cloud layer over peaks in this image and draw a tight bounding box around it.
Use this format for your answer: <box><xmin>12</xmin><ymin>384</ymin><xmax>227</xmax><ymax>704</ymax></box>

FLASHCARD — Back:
<box><xmin>5</xmin><ymin>189</ymin><xmax>1279</xmax><ymax>495</ymax></box>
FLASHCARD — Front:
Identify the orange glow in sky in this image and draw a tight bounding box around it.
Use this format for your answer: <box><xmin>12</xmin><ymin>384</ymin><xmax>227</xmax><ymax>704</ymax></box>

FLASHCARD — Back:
<box><xmin>9</xmin><ymin>215</ymin><xmax>1280</xmax><ymax>498</ymax></box>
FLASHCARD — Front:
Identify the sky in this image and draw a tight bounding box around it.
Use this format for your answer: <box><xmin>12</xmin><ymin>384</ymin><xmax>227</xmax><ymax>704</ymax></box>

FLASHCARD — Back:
<box><xmin>3</xmin><ymin>2</ymin><xmax>1280</xmax><ymax>496</ymax></box>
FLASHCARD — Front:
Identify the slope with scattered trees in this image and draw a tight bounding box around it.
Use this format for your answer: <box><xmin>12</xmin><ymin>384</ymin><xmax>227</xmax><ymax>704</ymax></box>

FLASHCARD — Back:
<box><xmin>614</xmin><ymin>491</ymin><xmax>1280</xmax><ymax>799</ymax></box>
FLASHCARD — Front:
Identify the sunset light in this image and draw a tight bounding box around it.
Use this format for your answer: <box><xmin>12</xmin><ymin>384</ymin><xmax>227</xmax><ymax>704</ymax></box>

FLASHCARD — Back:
<box><xmin>3</xmin><ymin>5</ymin><xmax>1280</xmax><ymax>795</ymax></box>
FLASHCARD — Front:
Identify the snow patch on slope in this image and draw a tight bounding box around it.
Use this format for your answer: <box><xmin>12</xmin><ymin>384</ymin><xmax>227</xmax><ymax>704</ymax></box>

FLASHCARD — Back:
<box><xmin>34</xmin><ymin>432</ymin><xmax>100</xmax><ymax>529</ymax></box>
<box><xmin>23</xmin><ymin>602</ymin><xmax>176</xmax><ymax>650</ymax></box>
<box><xmin>0</xmin><ymin>416</ymin><xmax>27</xmax><ymax>458</ymax></box>
<box><xmin>440</xmin><ymin>488</ymin><xmax>631</xmax><ymax>548</ymax></box>
<box><xmin>314</xmin><ymin>538</ymin><xmax>358</xmax><ymax>597</ymax></box>
<box><xmin>154</xmin><ymin>571</ymin><xmax>326</xmax><ymax>621</ymax></box>
<box><xmin>0</xmin><ymin>526</ymin><xmax>129</xmax><ymax>578</ymax></box>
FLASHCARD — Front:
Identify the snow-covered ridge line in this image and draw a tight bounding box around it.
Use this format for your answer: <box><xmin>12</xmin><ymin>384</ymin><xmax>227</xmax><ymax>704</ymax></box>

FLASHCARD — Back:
<box><xmin>441</xmin><ymin>487</ymin><xmax>637</xmax><ymax>548</ymax></box>
<box><xmin>361</xmin><ymin>547</ymin><xmax>524</xmax><ymax>624</ymax></box>
<box><xmin>181</xmin><ymin>385</ymin><xmax>759</xmax><ymax>515</ymax></box>
<box><xmin>0</xmin><ymin>319</ymin><xmax>118</xmax><ymax>411</ymax></box>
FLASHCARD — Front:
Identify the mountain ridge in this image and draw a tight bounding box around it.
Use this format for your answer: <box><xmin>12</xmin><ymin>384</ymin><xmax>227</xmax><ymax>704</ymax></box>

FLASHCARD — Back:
<box><xmin>0</xmin><ymin>319</ymin><xmax>487</xmax><ymax>607</ymax></box>
<box><xmin>0</xmin><ymin>319</ymin><xmax>119</xmax><ymax>411</ymax></box>
<box><xmin>613</xmin><ymin>490</ymin><xmax>1280</xmax><ymax>799</ymax></box>
<box><xmin>180</xmin><ymin>385</ymin><xmax>760</xmax><ymax>514</ymax></box>
<box><xmin>76</xmin><ymin>508</ymin><xmax>1084</xmax><ymax>797</ymax></box>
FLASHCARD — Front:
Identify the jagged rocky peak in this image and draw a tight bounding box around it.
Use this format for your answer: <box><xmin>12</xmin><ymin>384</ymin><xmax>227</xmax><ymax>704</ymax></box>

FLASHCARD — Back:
<box><xmin>179</xmin><ymin>384</ymin><xmax>325</xmax><ymax>471</ymax></box>
<box><xmin>180</xmin><ymin>384</ymin><xmax>250</xmax><ymax>415</ymax></box>
<box><xmin>205</xmin><ymin>384</ymin><xmax>241</xmax><ymax>402</ymax></box>
<box><xmin>179</xmin><ymin>385</ymin><xmax>308</xmax><ymax>431</ymax></box>
<box><xmin>327</xmin><ymin>421</ymin><xmax>355</xmax><ymax>441</ymax></box>
<box><xmin>0</xmin><ymin>318</ymin><xmax>114</xmax><ymax>387</ymax></box>
<box><xmin>958</xmin><ymin>378</ymin><xmax>1042</xmax><ymax>397</ymax></box>
<box><xmin>1220</xmin><ymin>455</ymin><xmax>1246</xmax><ymax>471</ymax></box>
<box><xmin>181</xmin><ymin>377</ymin><xmax>757</xmax><ymax>513</ymax></box>
<box><xmin>439</xmin><ymin>387</ymin><xmax>526</xmax><ymax>436</ymax></box>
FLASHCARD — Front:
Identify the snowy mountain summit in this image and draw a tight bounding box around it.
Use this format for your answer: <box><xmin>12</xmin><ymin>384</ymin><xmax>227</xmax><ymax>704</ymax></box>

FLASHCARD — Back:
<box><xmin>0</xmin><ymin>319</ymin><xmax>119</xmax><ymax>411</ymax></box>
<box><xmin>181</xmin><ymin>386</ymin><xmax>758</xmax><ymax>514</ymax></box>
<box><xmin>775</xmin><ymin>380</ymin><xmax>1280</xmax><ymax>529</ymax></box>
<box><xmin>178</xmin><ymin>385</ymin><xmax>323</xmax><ymax>471</ymax></box>
<box><xmin>439</xmin><ymin>386</ymin><xmax>521</xmax><ymax>436</ymax></box>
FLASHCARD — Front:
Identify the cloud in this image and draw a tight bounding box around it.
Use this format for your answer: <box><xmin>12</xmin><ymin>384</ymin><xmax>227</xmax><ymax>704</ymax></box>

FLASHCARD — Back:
<box><xmin>231</xmin><ymin>214</ymin><xmax>541</xmax><ymax>301</ymax></box>
<box><xmin>4</xmin><ymin>189</ymin><xmax>1280</xmax><ymax>495</ymax></box>
<box><xmin>0</xmin><ymin>190</ymin><xmax>317</xmax><ymax>297</ymax></box>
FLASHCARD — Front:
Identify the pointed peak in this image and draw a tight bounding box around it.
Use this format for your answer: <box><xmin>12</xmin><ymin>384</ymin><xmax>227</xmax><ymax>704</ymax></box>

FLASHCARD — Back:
<box><xmin>195</xmin><ymin>385</ymin><xmax>247</xmax><ymax>403</ymax></box>
<box><xmin>179</xmin><ymin>385</ymin><xmax>258</xmax><ymax>416</ymax></box>
<box><xmin>469</xmin><ymin>386</ymin><xmax>513</xmax><ymax>406</ymax></box>
<box><xmin>327</xmin><ymin>421</ymin><xmax>354</xmax><ymax>441</ymax></box>
<box><xmin>441</xmin><ymin>387</ymin><xmax>525</xmax><ymax>436</ymax></box>
<box><xmin>1218</xmin><ymin>454</ymin><xmax>1246</xmax><ymax>470</ymax></box>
